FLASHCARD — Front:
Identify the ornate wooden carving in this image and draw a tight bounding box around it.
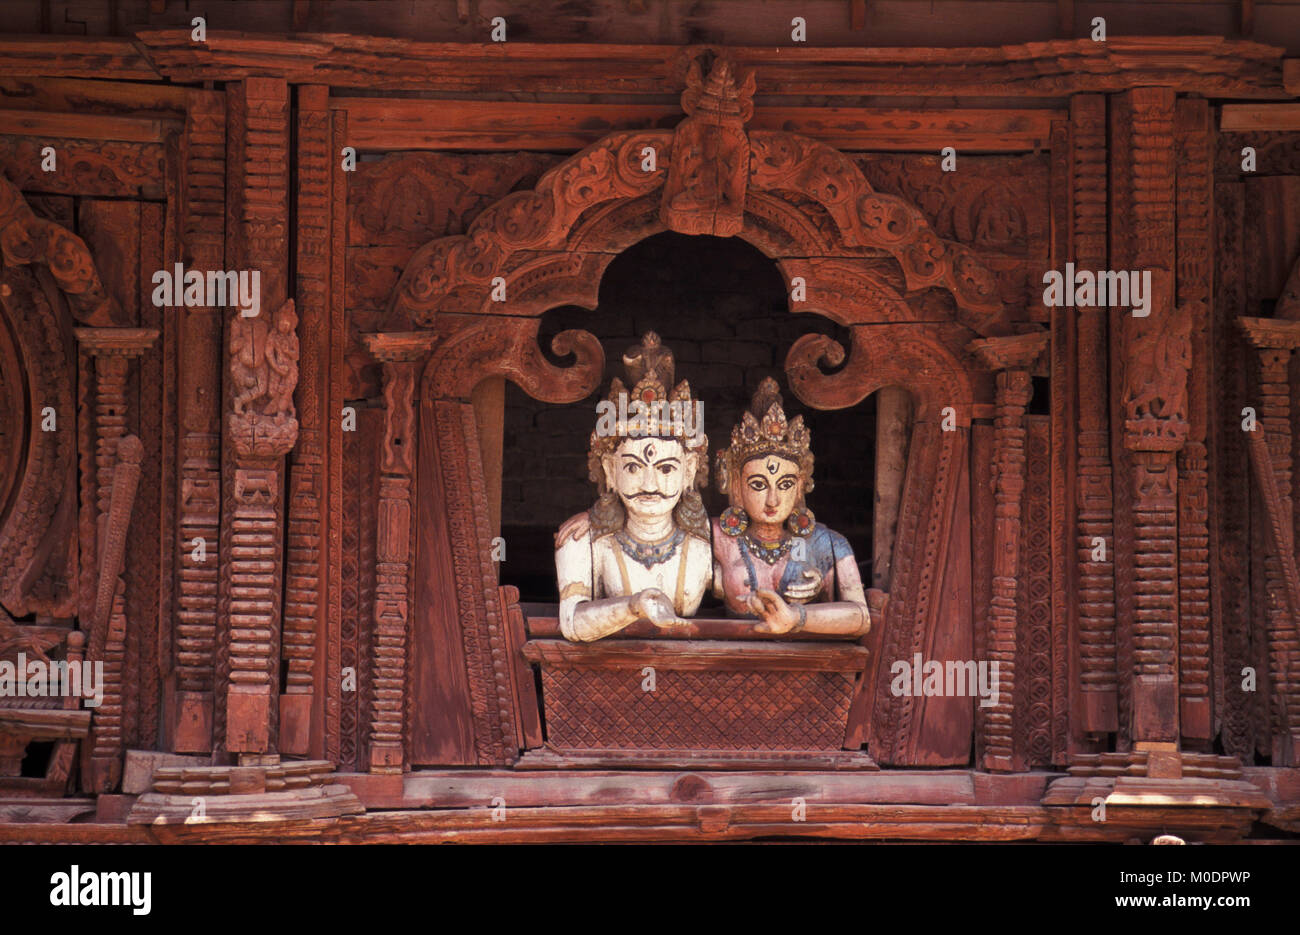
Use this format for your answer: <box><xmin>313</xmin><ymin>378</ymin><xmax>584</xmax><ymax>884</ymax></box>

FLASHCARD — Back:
<box><xmin>217</xmin><ymin>77</ymin><xmax>292</xmax><ymax>756</ymax></box>
<box><xmin>1175</xmin><ymin>98</ymin><xmax>1214</xmax><ymax>743</ymax></box>
<box><xmin>75</xmin><ymin>328</ymin><xmax>158</xmax><ymax>792</ymax></box>
<box><xmin>0</xmin><ymin>137</ymin><xmax>165</xmax><ymax>199</ymax></box>
<box><xmin>1213</xmin><ymin>183</ymin><xmax>1255</xmax><ymax>760</ymax></box>
<box><xmin>281</xmin><ymin>84</ymin><xmax>331</xmax><ymax>756</ymax></box>
<box><xmin>969</xmin><ymin>333</ymin><xmax>1047</xmax><ymax>771</ymax></box>
<box><xmin>174</xmin><ymin>89</ymin><xmax>225</xmax><ymax>752</ymax></box>
<box><xmin>1238</xmin><ymin>318</ymin><xmax>1300</xmax><ymax>765</ymax></box>
<box><xmin>660</xmin><ymin>56</ymin><xmax>754</xmax><ymax>236</ymax></box>
<box><xmin>1069</xmin><ymin>95</ymin><xmax>1119</xmax><ymax>738</ymax></box>
<box><xmin>1022</xmin><ymin>415</ymin><xmax>1054</xmax><ymax>767</ymax></box>
<box><xmin>362</xmin><ymin>333</ymin><xmax>436</xmax><ymax>773</ymax></box>
<box><xmin>0</xmin><ymin>272</ymin><xmax>75</xmax><ymax>618</ymax></box>
<box><xmin>1114</xmin><ymin>87</ymin><xmax>1185</xmax><ymax>746</ymax></box>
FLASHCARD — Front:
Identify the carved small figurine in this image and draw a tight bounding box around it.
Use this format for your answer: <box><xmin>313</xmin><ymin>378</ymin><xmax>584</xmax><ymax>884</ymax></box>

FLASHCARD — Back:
<box><xmin>554</xmin><ymin>333</ymin><xmax>712</xmax><ymax>642</ymax></box>
<box><xmin>713</xmin><ymin>378</ymin><xmax>871</xmax><ymax>636</ymax></box>
<box><xmin>264</xmin><ymin>299</ymin><xmax>299</xmax><ymax>418</ymax></box>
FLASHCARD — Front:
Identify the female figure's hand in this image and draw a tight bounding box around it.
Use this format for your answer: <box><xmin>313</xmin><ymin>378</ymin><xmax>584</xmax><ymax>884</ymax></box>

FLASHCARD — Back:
<box><xmin>749</xmin><ymin>588</ymin><xmax>801</xmax><ymax>634</ymax></box>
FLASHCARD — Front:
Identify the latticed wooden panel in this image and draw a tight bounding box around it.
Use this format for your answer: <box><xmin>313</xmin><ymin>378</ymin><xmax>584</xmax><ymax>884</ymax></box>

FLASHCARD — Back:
<box><xmin>541</xmin><ymin>667</ymin><xmax>856</xmax><ymax>751</ymax></box>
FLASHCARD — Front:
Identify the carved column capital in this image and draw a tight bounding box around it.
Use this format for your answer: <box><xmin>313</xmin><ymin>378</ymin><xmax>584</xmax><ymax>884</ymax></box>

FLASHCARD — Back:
<box><xmin>967</xmin><ymin>332</ymin><xmax>1048</xmax><ymax>377</ymax></box>
<box><xmin>73</xmin><ymin>327</ymin><xmax>160</xmax><ymax>359</ymax></box>
<box><xmin>361</xmin><ymin>331</ymin><xmax>437</xmax><ymax>365</ymax></box>
<box><xmin>1238</xmin><ymin>316</ymin><xmax>1300</xmax><ymax>353</ymax></box>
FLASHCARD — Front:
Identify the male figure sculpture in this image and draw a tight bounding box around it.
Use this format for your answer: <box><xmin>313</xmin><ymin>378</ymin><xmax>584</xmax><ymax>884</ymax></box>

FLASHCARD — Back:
<box><xmin>554</xmin><ymin>333</ymin><xmax>712</xmax><ymax>641</ymax></box>
<box><xmin>713</xmin><ymin>378</ymin><xmax>871</xmax><ymax>637</ymax></box>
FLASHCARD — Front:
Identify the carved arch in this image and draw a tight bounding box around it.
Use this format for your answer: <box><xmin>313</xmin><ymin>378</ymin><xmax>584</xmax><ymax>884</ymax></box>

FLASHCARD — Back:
<box><xmin>387</xmin><ymin>128</ymin><xmax>1009</xmax><ymax>345</ymax></box>
<box><xmin>394</xmin><ymin>64</ymin><xmax>1007</xmax><ymax>766</ymax></box>
<box><xmin>0</xmin><ymin>175</ymin><xmax>120</xmax><ymax>616</ymax></box>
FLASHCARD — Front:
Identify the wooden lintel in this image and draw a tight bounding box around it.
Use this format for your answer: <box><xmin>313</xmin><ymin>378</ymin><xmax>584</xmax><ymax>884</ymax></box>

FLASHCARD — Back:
<box><xmin>521</xmin><ymin>638</ymin><xmax>869</xmax><ymax>671</ymax></box>
<box><xmin>0</xmin><ymin>38</ymin><xmax>159</xmax><ymax>81</ymax></box>
<box><xmin>335</xmin><ymin>98</ymin><xmax>1062</xmax><ymax>152</ymax></box>
<box><xmin>0</xmin><ymin>108</ymin><xmax>174</xmax><ymax>143</ymax></box>
<box><xmin>0</xmin><ymin>76</ymin><xmax>187</xmax><ymax>119</ymax></box>
<box><xmin>1221</xmin><ymin>102</ymin><xmax>1300</xmax><ymax>130</ymax></box>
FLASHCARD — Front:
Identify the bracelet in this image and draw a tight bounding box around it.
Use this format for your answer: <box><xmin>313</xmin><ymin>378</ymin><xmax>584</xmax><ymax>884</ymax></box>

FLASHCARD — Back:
<box><xmin>791</xmin><ymin>602</ymin><xmax>807</xmax><ymax>633</ymax></box>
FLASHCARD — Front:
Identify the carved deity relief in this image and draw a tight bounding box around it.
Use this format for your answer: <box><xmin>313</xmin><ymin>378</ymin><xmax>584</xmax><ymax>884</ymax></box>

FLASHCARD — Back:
<box><xmin>660</xmin><ymin>56</ymin><xmax>755</xmax><ymax>237</ymax></box>
<box><xmin>713</xmin><ymin>378</ymin><xmax>872</xmax><ymax>637</ymax></box>
<box><xmin>554</xmin><ymin>333</ymin><xmax>712</xmax><ymax>642</ymax></box>
<box><xmin>227</xmin><ymin>298</ymin><xmax>299</xmax><ymax>457</ymax></box>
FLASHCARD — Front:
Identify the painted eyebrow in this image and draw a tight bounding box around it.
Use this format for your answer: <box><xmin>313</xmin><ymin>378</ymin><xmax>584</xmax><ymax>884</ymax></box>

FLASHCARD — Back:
<box><xmin>621</xmin><ymin>453</ymin><xmax>648</xmax><ymax>465</ymax></box>
<box><xmin>651</xmin><ymin>457</ymin><xmax>681</xmax><ymax>466</ymax></box>
<box><xmin>778</xmin><ymin>473</ymin><xmax>799</xmax><ymax>483</ymax></box>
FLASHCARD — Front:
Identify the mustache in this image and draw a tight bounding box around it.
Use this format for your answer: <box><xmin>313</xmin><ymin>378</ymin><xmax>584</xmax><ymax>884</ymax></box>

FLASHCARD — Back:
<box><xmin>629</xmin><ymin>492</ymin><xmax>669</xmax><ymax>500</ymax></box>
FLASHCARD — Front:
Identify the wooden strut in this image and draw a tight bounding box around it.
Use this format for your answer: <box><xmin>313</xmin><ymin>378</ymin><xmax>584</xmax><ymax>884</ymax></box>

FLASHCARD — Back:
<box><xmin>1245</xmin><ymin>428</ymin><xmax>1300</xmax><ymax>732</ymax></box>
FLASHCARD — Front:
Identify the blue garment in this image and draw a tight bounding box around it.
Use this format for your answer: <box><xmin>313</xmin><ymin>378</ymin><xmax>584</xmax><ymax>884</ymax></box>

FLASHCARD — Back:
<box><xmin>777</xmin><ymin>524</ymin><xmax>851</xmax><ymax>599</ymax></box>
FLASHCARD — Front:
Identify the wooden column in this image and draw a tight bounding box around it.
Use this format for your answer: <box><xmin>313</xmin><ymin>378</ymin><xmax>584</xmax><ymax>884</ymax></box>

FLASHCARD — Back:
<box><xmin>970</xmin><ymin>332</ymin><xmax>1047</xmax><ymax>772</ymax></box>
<box><xmin>282</xmin><ymin>84</ymin><xmax>333</xmax><ymax>756</ymax></box>
<box><xmin>1238</xmin><ymin>317</ymin><xmax>1300</xmax><ymax>765</ymax></box>
<box><xmin>1175</xmin><ymin>98</ymin><xmax>1215</xmax><ymax>743</ymax></box>
<box><xmin>219</xmin><ymin>77</ymin><xmax>291</xmax><ymax>756</ymax></box>
<box><xmin>174</xmin><ymin>88</ymin><xmax>225</xmax><ymax>754</ymax></box>
<box><xmin>1070</xmin><ymin>94</ymin><xmax>1119</xmax><ymax>735</ymax></box>
<box><xmin>1112</xmin><ymin>87</ymin><xmax>1186</xmax><ymax>749</ymax></box>
<box><xmin>362</xmin><ymin>333</ymin><xmax>435</xmax><ymax>774</ymax></box>
<box><xmin>75</xmin><ymin>327</ymin><xmax>158</xmax><ymax>792</ymax></box>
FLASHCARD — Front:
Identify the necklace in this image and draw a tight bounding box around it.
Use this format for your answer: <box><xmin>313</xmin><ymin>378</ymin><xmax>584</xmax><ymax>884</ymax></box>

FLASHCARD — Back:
<box><xmin>741</xmin><ymin>531</ymin><xmax>792</xmax><ymax>566</ymax></box>
<box><xmin>614</xmin><ymin>527</ymin><xmax>685</xmax><ymax>569</ymax></box>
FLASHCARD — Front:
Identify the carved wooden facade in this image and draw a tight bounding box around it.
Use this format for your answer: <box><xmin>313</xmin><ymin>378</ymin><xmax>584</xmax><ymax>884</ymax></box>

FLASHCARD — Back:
<box><xmin>0</xmin><ymin>16</ymin><xmax>1298</xmax><ymax>841</ymax></box>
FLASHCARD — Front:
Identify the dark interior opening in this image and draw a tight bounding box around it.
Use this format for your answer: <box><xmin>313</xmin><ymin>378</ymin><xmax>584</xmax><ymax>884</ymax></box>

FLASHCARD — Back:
<box><xmin>499</xmin><ymin>231</ymin><xmax>876</xmax><ymax>605</ymax></box>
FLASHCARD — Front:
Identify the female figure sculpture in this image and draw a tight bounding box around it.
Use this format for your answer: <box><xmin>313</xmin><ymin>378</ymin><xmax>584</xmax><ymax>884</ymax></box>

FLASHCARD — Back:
<box><xmin>712</xmin><ymin>378</ymin><xmax>871</xmax><ymax>636</ymax></box>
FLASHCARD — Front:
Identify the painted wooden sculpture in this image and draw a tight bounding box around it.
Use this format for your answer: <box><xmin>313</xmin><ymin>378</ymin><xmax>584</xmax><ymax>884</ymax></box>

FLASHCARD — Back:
<box><xmin>713</xmin><ymin>378</ymin><xmax>871</xmax><ymax>637</ymax></box>
<box><xmin>554</xmin><ymin>333</ymin><xmax>712</xmax><ymax>641</ymax></box>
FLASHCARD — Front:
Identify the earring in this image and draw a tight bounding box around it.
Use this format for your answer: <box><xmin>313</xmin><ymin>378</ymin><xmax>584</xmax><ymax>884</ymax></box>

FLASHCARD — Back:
<box><xmin>786</xmin><ymin>506</ymin><xmax>815</xmax><ymax>536</ymax></box>
<box><xmin>720</xmin><ymin>506</ymin><xmax>749</xmax><ymax>537</ymax></box>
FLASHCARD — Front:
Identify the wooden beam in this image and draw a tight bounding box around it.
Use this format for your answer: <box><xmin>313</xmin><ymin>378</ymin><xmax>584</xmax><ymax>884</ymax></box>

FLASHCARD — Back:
<box><xmin>1242</xmin><ymin>0</ymin><xmax>1256</xmax><ymax>37</ymax></box>
<box><xmin>115</xmin><ymin>31</ymin><xmax>1288</xmax><ymax>98</ymax></box>
<box><xmin>0</xmin><ymin>37</ymin><xmax>159</xmax><ymax>80</ymax></box>
<box><xmin>0</xmin><ymin>709</ymin><xmax>92</xmax><ymax>741</ymax></box>
<box><xmin>0</xmin><ymin>76</ymin><xmax>186</xmax><ymax>119</ymax></box>
<box><xmin>333</xmin><ymin>98</ymin><xmax>1061</xmax><ymax>152</ymax></box>
<box><xmin>1221</xmin><ymin>102</ymin><xmax>1300</xmax><ymax>129</ymax></box>
<box><xmin>0</xmin><ymin>108</ymin><xmax>173</xmax><ymax>142</ymax></box>
<box><xmin>851</xmin><ymin>0</ymin><xmax>867</xmax><ymax>31</ymax></box>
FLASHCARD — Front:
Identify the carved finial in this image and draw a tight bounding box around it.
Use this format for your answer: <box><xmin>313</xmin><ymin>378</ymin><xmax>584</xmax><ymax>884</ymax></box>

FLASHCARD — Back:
<box><xmin>622</xmin><ymin>331</ymin><xmax>674</xmax><ymax>389</ymax></box>
<box><xmin>681</xmin><ymin>55</ymin><xmax>755</xmax><ymax>124</ymax></box>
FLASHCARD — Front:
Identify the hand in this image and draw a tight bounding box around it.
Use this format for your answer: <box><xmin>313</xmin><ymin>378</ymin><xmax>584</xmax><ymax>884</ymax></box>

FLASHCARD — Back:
<box><xmin>555</xmin><ymin>511</ymin><xmax>591</xmax><ymax>546</ymax></box>
<box><xmin>749</xmin><ymin>588</ymin><xmax>801</xmax><ymax>635</ymax></box>
<box><xmin>782</xmin><ymin>569</ymin><xmax>821</xmax><ymax>603</ymax></box>
<box><xmin>632</xmin><ymin>588</ymin><xmax>690</xmax><ymax>630</ymax></box>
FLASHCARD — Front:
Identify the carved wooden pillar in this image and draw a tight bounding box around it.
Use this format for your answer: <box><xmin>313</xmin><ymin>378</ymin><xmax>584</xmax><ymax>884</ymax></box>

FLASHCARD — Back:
<box><xmin>75</xmin><ymin>327</ymin><xmax>159</xmax><ymax>792</ymax></box>
<box><xmin>362</xmin><ymin>333</ymin><xmax>435</xmax><ymax>774</ymax></box>
<box><xmin>281</xmin><ymin>84</ymin><xmax>333</xmax><ymax>756</ymax></box>
<box><xmin>969</xmin><ymin>333</ymin><xmax>1047</xmax><ymax>771</ymax></box>
<box><xmin>218</xmin><ymin>76</ymin><xmax>291</xmax><ymax>757</ymax></box>
<box><xmin>1112</xmin><ymin>87</ymin><xmax>1185</xmax><ymax>749</ymax></box>
<box><xmin>1237</xmin><ymin>318</ymin><xmax>1300</xmax><ymax>765</ymax></box>
<box><xmin>174</xmin><ymin>88</ymin><xmax>226</xmax><ymax>753</ymax></box>
<box><xmin>1174</xmin><ymin>98</ymin><xmax>1215</xmax><ymax>743</ymax></box>
<box><xmin>1070</xmin><ymin>95</ymin><xmax>1119</xmax><ymax>735</ymax></box>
